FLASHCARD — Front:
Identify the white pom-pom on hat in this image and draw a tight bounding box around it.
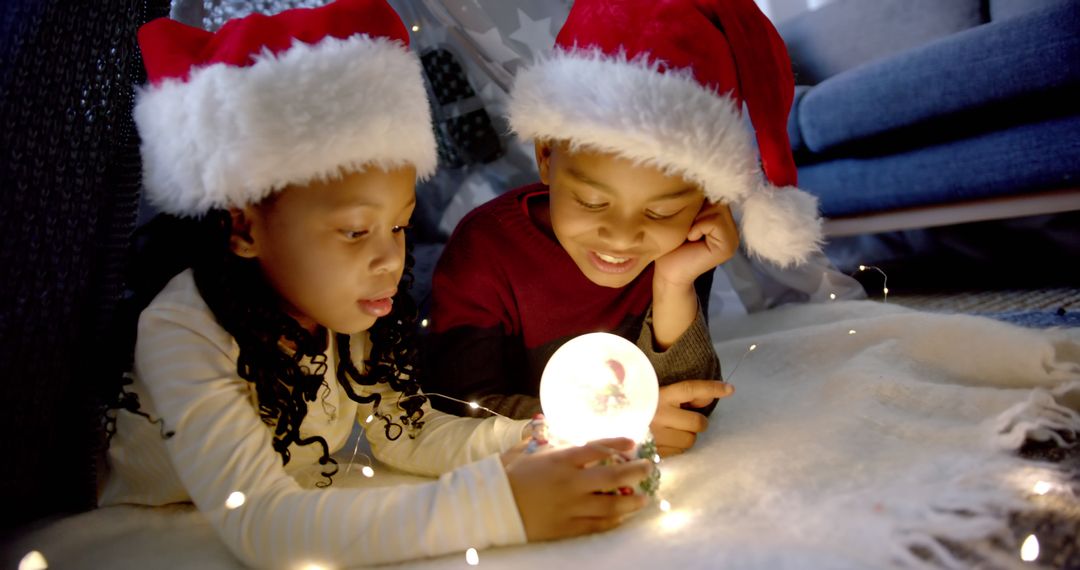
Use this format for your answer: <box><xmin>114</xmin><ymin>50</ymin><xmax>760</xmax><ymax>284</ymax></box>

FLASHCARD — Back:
<box><xmin>739</xmin><ymin>184</ymin><xmax>823</xmax><ymax>268</ymax></box>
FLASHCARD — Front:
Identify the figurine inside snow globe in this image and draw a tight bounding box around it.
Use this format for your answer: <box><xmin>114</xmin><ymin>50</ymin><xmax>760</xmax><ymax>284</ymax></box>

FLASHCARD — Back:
<box><xmin>530</xmin><ymin>332</ymin><xmax>661</xmax><ymax>496</ymax></box>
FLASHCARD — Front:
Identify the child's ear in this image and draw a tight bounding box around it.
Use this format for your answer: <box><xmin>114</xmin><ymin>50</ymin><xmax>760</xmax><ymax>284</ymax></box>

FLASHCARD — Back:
<box><xmin>228</xmin><ymin>207</ymin><xmax>259</xmax><ymax>258</ymax></box>
<box><xmin>534</xmin><ymin>140</ymin><xmax>554</xmax><ymax>185</ymax></box>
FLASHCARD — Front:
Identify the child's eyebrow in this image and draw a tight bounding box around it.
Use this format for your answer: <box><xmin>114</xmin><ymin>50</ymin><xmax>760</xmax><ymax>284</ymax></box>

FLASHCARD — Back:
<box><xmin>650</xmin><ymin>187</ymin><xmax>699</xmax><ymax>201</ymax></box>
<box><xmin>566</xmin><ymin>167</ymin><xmax>616</xmax><ymax>194</ymax></box>
<box><xmin>329</xmin><ymin>197</ymin><xmax>416</xmax><ymax>213</ymax></box>
<box><xmin>567</xmin><ymin>167</ymin><xmax>697</xmax><ymax>202</ymax></box>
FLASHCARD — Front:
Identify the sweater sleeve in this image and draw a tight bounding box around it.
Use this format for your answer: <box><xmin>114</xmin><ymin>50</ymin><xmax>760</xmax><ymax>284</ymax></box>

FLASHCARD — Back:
<box><xmin>636</xmin><ymin>305</ymin><xmax>722</xmax><ymax>415</ymax></box>
<box><xmin>425</xmin><ymin>216</ymin><xmax>538</xmax><ymax>419</ymax></box>
<box><xmin>360</xmin><ymin>375</ymin><xmax>531</xmax><ymax>476</ymax></box>
<box><xmin>131</xmin><ymin>299</ymin><xmax>528</xmax><ymax>568</ymax></box>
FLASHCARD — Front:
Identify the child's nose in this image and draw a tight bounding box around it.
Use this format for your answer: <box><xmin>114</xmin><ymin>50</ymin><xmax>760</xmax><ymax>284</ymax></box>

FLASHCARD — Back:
<box><xmin>598</xmin><ymin>211</ymin><xmax>644</xmax><ymax>249</ymax></box>
<box><xmin>369</xmin><ymin>233</ymin><xmax>405</xmax><ymax>274</ymax></box>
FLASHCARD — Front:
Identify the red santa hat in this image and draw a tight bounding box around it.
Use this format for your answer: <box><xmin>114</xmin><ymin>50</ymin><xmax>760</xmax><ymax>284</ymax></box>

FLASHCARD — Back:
<box><xmin>509</xmin><ymin>0</ymin><xmax>822</xmax><ymax>267</ymax></box>
<box><xmin>134</xmin><ymin>0</ymin><xmax>437</xmax><ymax>216</ymax></box>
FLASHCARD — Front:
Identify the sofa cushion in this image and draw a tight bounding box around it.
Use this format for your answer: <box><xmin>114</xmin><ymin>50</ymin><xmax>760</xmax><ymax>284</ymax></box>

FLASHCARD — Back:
<box><xmin>990</xmin><ymin>0</ymin><xmax>1072</xmax><ymax>21</ymax></box>
<box><xmin>799</xmin><ymin>114</ymin><xmax>1080</xmax><ymax>218</ymax></box>
<box><xmin>787</xmin><ymin>85</ymin><xmax>811</xmax><ymax>154</ymax></box>
<box><xmin>793</xmin><ymin>0</ymin><xmax>1080</xmax><ymax>155</ymax></box>
<box><xmin>778</xmin><ymin>0</ymin><xmax>985</xmax><ymax>85</ymax></box>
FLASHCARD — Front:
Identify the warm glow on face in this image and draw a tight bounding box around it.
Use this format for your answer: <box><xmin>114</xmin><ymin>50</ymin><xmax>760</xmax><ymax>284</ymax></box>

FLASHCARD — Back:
<box><xmin>540</xmin><ymin>333</ymin><xmax>659</xmax><ymax>446</ymax></box>
<box><xmin>247</xmin><ymin>166</ymin><xmax>416</xmax><ymax>336</ymax></box>
<box><xmin>541</xmin><ymin>142</ymin><xmax>705</xmax><ymax>289</ymax></box>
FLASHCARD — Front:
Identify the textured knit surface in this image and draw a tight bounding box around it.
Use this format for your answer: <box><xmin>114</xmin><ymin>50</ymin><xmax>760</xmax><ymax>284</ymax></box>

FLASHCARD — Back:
<box><xmin>0</xmin><ymin>0</ymin><xmax>171</xmax><ymax>531</ymax></box>
<box><xmin>10</xmin><ymin>300</ymin><xmax>1080</xmax><ymax>568</ymax></box>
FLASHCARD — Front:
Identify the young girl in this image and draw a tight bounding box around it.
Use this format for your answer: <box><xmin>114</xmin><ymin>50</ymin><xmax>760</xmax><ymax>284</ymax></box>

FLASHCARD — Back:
<box><xmin>100</xmin><ymin>2</ymin><xmax>651</xmax><ymax>567</ymax></box>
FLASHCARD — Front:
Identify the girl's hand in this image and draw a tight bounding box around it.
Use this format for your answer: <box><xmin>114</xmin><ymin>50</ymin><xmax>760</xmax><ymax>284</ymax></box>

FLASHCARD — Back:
<box><xmin>654</xmin><ymin>201</ymin><xmax>739</xmax><ymax>288</ymax></box>
<box><xmin>651</xmin><ymin>380</ymin><xmax>734</xmax><ymax>456</ymax></box>
<box><xmin>502</xmin><ymin>437</ymin><xmax>653</xmax><ymax>541</ymax></box>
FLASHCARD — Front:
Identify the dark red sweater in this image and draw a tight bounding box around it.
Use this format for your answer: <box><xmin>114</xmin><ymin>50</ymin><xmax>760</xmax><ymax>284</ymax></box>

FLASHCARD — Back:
<box><xmin>424</xmin><ymin>184</ymin><xmax>718</xmax><ymax>418</ymax></box>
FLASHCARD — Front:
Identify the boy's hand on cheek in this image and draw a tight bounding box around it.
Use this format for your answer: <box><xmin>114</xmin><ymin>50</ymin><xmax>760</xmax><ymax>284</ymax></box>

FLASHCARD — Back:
<box><xmin>654</xmin><ymin>202</ymin><xmax>739</xmax><ymax>287</ymax></box>
<box><xmin>651</xmin><ymin>380</ymin><xmax>734</xmax><ymax>456</ymax></box>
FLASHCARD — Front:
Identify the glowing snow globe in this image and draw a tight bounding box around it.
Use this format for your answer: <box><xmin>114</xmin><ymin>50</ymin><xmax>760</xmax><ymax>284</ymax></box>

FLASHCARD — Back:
<box><xmin>538</xmin><ymin>332</ymin><xmax>661</xmax><ymax>494</ymax></box>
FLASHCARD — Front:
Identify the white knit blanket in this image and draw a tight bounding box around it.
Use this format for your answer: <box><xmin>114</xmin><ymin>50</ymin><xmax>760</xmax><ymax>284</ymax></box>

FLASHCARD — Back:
<box><xmin>9</xmin><ymin>301</ymin><xmax>1079</xmax><ymax>569</ymax></box>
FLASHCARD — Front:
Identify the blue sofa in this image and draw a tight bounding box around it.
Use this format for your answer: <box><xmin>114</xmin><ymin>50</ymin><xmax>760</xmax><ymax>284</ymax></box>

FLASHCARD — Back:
<box><xmin>778</xmin><ymin>0</ymin><xmax>1080</xmax><ymax>238</ymax></box>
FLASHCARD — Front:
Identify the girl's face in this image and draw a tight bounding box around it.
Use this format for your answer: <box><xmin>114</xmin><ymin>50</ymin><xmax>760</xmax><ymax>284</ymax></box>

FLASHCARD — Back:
<box><xmin>537</xmin><ymin>141</ymin><xmax>705</xmax><ymax>289</ymax></box>
<box><xmin>232</xmin><ymin>166</ymin><xmax>416</xmax><ymax>335</ymax></box>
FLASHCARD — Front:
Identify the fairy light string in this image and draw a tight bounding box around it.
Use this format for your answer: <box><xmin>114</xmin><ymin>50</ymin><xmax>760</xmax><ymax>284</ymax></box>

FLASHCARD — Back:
<box><xmin>724</xmin><ymin>344</ymin><xmax>757</xmax><ymax>385</ymax></box>
<box><xmin>217</xmin><ymin>332</ymin><xmax>773</xmax><ymax>565</ymax></box>
<box><xmin>855</xmin><ymin>264</ymin><xmax>889</xmax><ymax>302</ymax></box>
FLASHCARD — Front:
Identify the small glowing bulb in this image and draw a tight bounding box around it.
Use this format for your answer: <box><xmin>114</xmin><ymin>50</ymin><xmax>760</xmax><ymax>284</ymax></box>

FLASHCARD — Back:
<box><xmin>365</xmin><ymin>414</ymin><xmax>374</xmax><ymax>423</ymax></box>
<box><xmin>882</xmin><ymin>287</ymin><xmax>890</xmax><ymax>294</ymax></box>
<box><xmin>361</xmin><ymin>466</ymin><xmax>375</xmax><ymax>478</ymax></box>
<box><xmin>659</xmin><ymin>499</ymin><xmax>671</xmax><ymax>512</ymax></box>
<box><xmin>652</xmin><ymin>453</ymin><xmax>661</xmax><ymax>464</ymax></box>
<box><xmin>469</xmin><ymin>401</ymin><xmax>480</xmax><ymax>410</ymax></box>
<box><xmin>465</xmin><ymin>548</ymin><xmax>480</xmax><ymax>566</ymax></box>
<box><xmin>829</xmin><ymin>293</ymin><xmax>836</xmax><ymax>300</ymax></box>
<box><xmin>1032</xmin><ymin>481</ymin><xmax>1052</xmax><ymax>495</ymax></box>
<box><xmin>421</xmin><ymin>318</ymin><xmax>429</xmax><ymax>328</ymax></box>
<box><xmin>19</xmin><ymin>550</ymin><xmax>47</xmax><ymax>570</ymax></box>
<box><xmin>659</xmin><ymin>509</ymin><xmax>690</xmax><ymax>531</ymax></box>
<box><xmin>749</xmin><ymin>344</ymin><xmax>757</xmax><ymax>351</ymax></box>
<box><xmin>225</xmin><ymin>491</ymin><xmax>246</xmax><ymax>510</ymax></box>
<box><xmin>848</xmin><ymin>329</ymin><xmax>857</xmax><ymax>335</ymax></box>
<box><xmin>859</xmin><ymin>265</ymin><xmax>867</xmax><ymax>271</ymax></box>
<box><xmin>1020</xmin><ymin>534</ymin><xmax>1039</xmax><ymax>562</ymax></box>
<box><xmin>411</xmin><ymin>24</ymin><xmax>420</xmax><ymax>32</ymax></box>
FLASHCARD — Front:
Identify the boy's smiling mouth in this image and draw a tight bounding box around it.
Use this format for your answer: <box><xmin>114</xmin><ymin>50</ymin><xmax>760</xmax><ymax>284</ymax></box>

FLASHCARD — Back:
<box><xmin>588</xmin><ymin>250</ymin><xmax>638</xmax><ymax>274</ymax></box>
<box><xmin>595</xmin><ymin>252</ymin><xmax>630</xmax><ymax>264</ymax></box>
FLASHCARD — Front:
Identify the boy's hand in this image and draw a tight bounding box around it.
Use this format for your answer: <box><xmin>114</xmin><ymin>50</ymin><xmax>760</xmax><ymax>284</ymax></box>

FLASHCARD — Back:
<box><xmin>503</xmin><ymin>437</ymin><xmax>652</xmax><ymax>541</ymax></box>
<box><xmin>654</xmin><ymin>201</ymin><xmax>739</xmax><ymax>287</ymax></box>
<box><xmin>651</xmin><ymin>380</ymin><xmax>734</xmax><ymax>456</ymax></box>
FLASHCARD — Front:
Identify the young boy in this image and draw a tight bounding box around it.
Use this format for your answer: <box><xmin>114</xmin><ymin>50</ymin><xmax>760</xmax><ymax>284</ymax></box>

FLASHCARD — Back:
<box><xmin>424</xmin><ymin>0</ymin><xmax>823</xmax><ymax>456</ymax></box>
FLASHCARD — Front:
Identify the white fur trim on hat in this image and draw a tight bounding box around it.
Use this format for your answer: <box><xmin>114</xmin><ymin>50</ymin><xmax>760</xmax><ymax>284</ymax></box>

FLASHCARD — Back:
<box><xmin>509</xmin><ymin>49</ymin><xmax>759</xmax><ymax>206</ymax></box>
<box><xmin>135</xmin><ymin>34</ymin><xmax>437</xmax><ymax>216</ymax></box>
<box><xmin>509</xmin><ymin>49</ymin><xmax>822</xmax><ymax>267</ymax></box>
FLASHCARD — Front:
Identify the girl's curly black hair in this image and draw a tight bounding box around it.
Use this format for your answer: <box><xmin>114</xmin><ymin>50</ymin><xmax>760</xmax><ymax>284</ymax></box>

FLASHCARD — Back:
<box><xmin>101</xmin><ymin>210</ymin><xmax>427</xmax><ymax>486</ymax></box>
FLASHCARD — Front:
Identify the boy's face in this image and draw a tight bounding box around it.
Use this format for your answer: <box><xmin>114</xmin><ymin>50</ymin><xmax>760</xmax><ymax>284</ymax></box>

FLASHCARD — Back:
<box><xmin>537</xmin><ymin>141</ymin><xmax>706</xmax><ymax>288</ymax></box>
<box><xmin>232</xmin><ymin>166</ymin><xmax>416</xmax><ymax>335</ymax></box>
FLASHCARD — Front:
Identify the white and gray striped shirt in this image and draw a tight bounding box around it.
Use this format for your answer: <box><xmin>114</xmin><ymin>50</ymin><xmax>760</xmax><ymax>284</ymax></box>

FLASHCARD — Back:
<box><xmin>100</xmin><ymin>269</ymin><xmax>528</xmax><ymax>567</ymax></box>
